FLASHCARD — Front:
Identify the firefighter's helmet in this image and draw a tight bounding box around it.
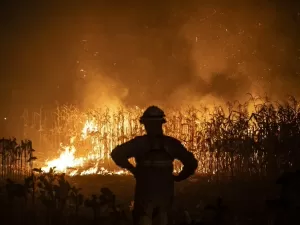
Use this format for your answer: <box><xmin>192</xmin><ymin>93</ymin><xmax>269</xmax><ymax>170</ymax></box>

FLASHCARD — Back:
<box><xmin>139</xmin><ymin>106</ymin><xmax>166</xmax><ymax>124</ymax></box>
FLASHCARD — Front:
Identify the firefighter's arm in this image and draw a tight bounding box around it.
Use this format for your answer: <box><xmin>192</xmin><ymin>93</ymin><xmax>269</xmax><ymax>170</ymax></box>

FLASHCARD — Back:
<box><xmin>173</xmin><ymin>141</ymin><xmax>198</xmax><ymax>182</ymax></box>
<box><xmin>110</xmin><ymin>139</ymin><xmax>138</xmax><ymax>173</ymax></box>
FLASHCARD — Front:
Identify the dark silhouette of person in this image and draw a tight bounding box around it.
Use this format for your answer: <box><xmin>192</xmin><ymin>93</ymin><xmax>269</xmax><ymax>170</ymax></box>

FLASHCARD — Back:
<box><xmin>111</xmin><ymin>106</ymin><xmax>198</xmax><ymax>225</ymax></box>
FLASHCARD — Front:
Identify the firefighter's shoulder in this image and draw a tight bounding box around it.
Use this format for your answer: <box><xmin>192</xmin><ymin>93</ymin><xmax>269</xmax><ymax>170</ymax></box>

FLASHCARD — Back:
<box><xmin>113</xmin><ymin>136</ymin><xmax>143</xmax><ymax>148</ymax></box>
<box><xmin>164</xmin><ymin>135</ymin><xmax>184</xmax><ymax>147</ymax></box>
<box><xmin>132</xmin><ymin>135</ymin><xmax>147</xmax><ymax>141</ymax></box>
<box><xmin>128</xmin><ymin>135</ymin><xmax>147</xmax><ymax>145</ymax></box>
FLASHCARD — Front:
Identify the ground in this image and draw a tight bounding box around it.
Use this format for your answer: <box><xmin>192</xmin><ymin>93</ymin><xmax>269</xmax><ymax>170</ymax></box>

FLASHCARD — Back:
<box><xmin>67</xmin><ymin>174</ymin><xmax>281</xmax><ymax>223</ymax></box>
<box><xmin>0</xmin><ymin>174</ymin><xmax>286</xmax><ymax>224</ymax></box>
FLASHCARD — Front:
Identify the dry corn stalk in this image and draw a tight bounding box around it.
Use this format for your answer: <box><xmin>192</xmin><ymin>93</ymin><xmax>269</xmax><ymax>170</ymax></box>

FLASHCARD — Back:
<box><xmin>21</xmin><ymin>96</ymin><xmax>300</xmax><ymax>178</ymax></box>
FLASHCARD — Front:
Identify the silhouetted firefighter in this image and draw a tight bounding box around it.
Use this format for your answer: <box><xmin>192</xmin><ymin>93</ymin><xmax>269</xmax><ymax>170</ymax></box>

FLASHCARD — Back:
<box><xmin>111</xmin><ymin>106</ymin><xmax>198</xmax><ymax>225</ymax></box>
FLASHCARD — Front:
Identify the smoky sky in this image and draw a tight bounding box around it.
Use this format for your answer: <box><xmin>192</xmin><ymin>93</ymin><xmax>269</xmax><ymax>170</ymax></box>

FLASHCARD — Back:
<box><xmin>0</xmin><ymin>0</ymin><xmax>300</xmax><ymax>113</ymax></box>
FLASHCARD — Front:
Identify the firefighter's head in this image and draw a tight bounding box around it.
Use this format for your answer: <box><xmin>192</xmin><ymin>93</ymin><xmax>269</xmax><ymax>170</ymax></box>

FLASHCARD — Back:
<box><xmin>139</xmin><ymin>106</ymin><xmax>166</xmax><ymax>135</ymax></box>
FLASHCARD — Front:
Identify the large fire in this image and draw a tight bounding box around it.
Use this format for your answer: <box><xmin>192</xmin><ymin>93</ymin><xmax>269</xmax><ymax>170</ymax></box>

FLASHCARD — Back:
<box><xmin>42</xmin><ymin>119</ymin><xmax>129</xmax><ymax>176</ymax></box>
<box><xmin>38</xmin><ymin>98</ymin><xmax>272</xmax><ymax>176</ymax></box>
<box><xmin>40</xmin><ymin>106</ymin><xmax>190</xmax><ymax>176</ymax></box>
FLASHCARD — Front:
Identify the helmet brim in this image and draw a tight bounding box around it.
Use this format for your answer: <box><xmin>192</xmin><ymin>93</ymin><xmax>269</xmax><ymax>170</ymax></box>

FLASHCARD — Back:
<box><xmin>139</xmin><ymin>117</ymin><xmax>166</xmax><ymax>124</ymax></box>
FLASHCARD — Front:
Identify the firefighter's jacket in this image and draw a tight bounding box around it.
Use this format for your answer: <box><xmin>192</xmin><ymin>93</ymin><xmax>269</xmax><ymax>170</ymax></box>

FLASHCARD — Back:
<box><xmin>111</xmin><ymin>135</ymin><xmax>198</xmax><ymax>203</ymax></box>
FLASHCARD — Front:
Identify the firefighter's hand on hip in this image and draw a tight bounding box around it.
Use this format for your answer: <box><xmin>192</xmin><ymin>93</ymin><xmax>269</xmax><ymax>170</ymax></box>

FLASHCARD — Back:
<box><xmin>173</xmin><ymin>174</ymin><xmax>182</xmax><ymax>182</ymax></box>
<box><xmin>129</xmin><ymin>167</ymin><xmax>137</xmax><ymax>178</ymax></box>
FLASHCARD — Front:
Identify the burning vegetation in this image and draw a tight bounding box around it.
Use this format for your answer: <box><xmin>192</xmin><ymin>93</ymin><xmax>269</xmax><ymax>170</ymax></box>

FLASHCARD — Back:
<box><xmin>9</xmin><ymin>95</ymin><xmax>298</xmax><ymax>178</ymax></box>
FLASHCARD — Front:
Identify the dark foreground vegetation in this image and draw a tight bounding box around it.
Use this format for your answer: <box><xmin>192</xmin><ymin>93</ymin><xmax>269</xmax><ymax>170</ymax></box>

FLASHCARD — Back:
<box><xmin>0</xmin><ymin>169</ymin><xmax>300</xmax><ymax>225</ymax></box>
<box><xmin>1</xmin><ymin>96</ymin><xmax>300</xmax><ymax>224</ymax></box>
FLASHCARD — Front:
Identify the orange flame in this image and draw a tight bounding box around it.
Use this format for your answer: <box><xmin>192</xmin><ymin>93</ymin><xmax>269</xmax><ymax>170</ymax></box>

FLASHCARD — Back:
<box><xmin>42</xmin><ymin>119</ymin><xmax>128</xmax><ymax>176</ymax></box>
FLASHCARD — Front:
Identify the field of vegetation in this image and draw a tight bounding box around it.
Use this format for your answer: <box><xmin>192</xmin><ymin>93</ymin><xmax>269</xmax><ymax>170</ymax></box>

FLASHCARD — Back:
<box><xmin>0</xmin><ymin>96</ymin><xmax>300</xmax><ymax>224</ymax></box>
<box><xmin>21</xmin><ymin>95</ymin><xmax>300</xmax><ymax>177</ymax></box>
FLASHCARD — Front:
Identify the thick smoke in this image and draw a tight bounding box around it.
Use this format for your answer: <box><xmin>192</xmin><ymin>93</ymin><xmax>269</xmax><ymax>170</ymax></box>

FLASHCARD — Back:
<box><xmin>74</xmin><ymin>0</ymin><xmax>300</xmax><ymax>109</ymax></box>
